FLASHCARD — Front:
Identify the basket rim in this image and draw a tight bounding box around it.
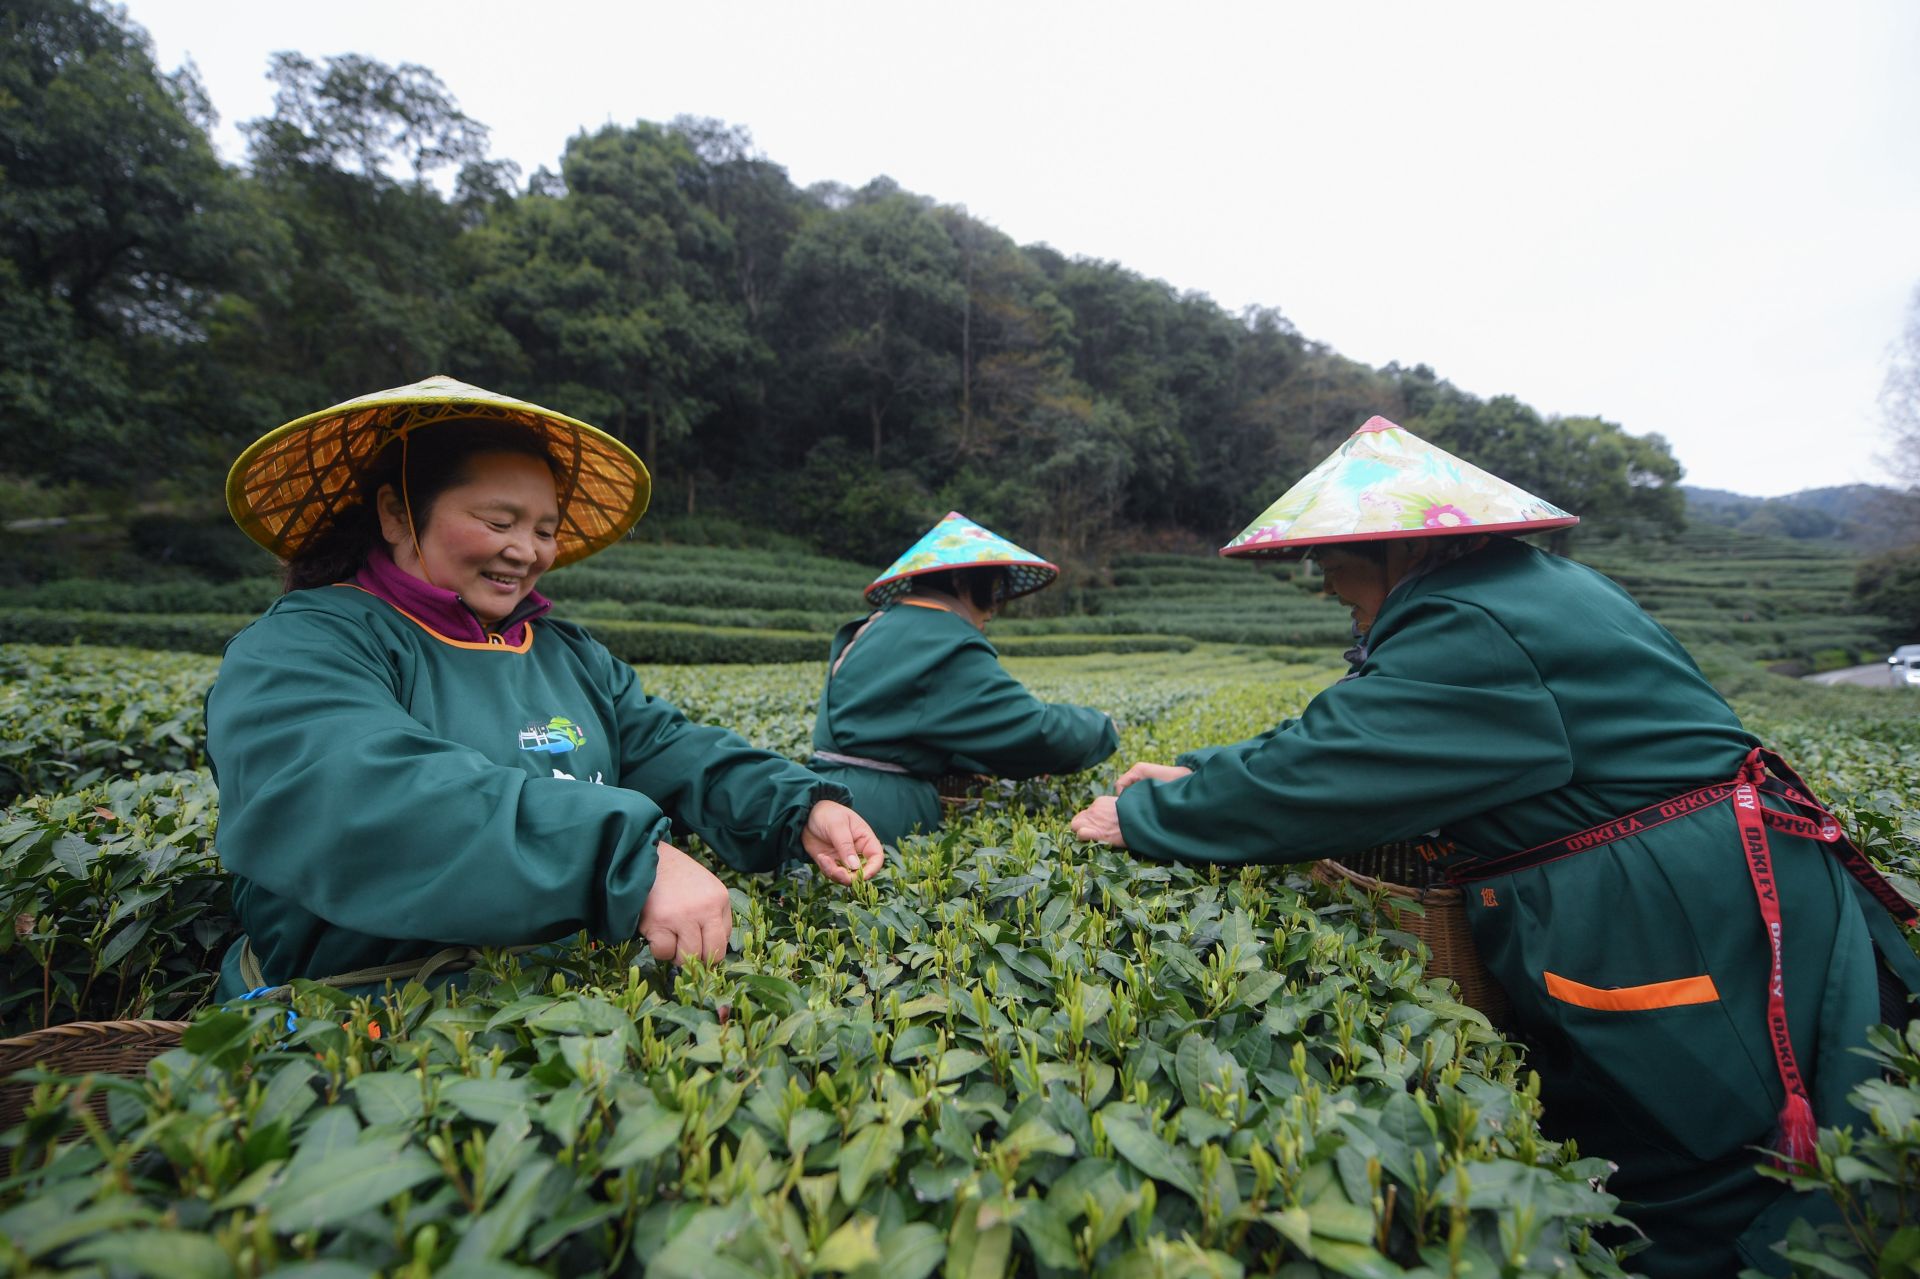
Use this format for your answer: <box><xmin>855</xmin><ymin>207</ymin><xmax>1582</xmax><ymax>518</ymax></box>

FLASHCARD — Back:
<box><xmin>1314</xmin><ymin>856</ymin><xmax>1462</xmax><ymax>904</ymax></box>
<box><xmin>0</xmin><ymin>1018</ymin><xmax>192</xmax><ymax>1069</ymax></box>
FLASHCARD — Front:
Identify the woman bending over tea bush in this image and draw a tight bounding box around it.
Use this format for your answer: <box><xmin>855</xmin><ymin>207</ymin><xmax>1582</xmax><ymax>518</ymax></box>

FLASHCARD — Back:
<box><xmin>207</xmin><ymin>377</ymin><xmax>883</xmax><ymax>1000</ymax></box>
<box><xmin>1072</xmin><ymin>417</ymin><xmax>1920</xmax><ymax>1278</ymax></box>
<box><xmin>809</xmin><ymin>512</ymin><xmax>1118</xmax><ymax>844</ymax></box>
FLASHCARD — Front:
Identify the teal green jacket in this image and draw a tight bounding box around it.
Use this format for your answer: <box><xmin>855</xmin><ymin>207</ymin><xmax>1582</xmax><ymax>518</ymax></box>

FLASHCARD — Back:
<box><xmin>1118</xmin><ymin>540</ymin><xmax>1920</xmax><ymax>1278</ymax></box>
<box><xmin>810</xmin><ymin>600</ymin><xmax>1118</xmax><ymax>843</ymax></box>
<box><xmin>206</xmin><ymin>586</ymin><xmax>846</xmax><ymax>999</ymax></box>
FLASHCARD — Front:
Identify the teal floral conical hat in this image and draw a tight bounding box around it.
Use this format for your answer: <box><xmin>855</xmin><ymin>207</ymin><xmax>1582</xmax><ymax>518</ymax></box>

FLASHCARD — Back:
<box><xmin>1221</xmin><ymin>416</ymin><xmax>1578</xmax><ymax>558</ymax></box>
<box><xmin>866</xmin><ymin>512</ymin><xmax>1059</xmax><ymax>606</ymax></box>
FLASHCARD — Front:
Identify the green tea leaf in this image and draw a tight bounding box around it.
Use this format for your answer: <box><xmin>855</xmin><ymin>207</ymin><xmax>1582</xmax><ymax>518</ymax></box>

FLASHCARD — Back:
<box><xmin>442</xmin><ymin>1075</ymin><xmax>533</xmax><ymax>1124</ymax></box>
<box><xmin>49</xmin><ymin>834</ymin><xmax>95</xmax><ymax>878</ymax></box>
<box><xmin>813</xmin><ymin>1215</ymin><xmax>881</xmax><ymax>1271</ymax></box>
<box><xmin>603</xmin><ymin>1102</ymin><xmax>683</xmax><ymax>1169</ymax></box>
<box><xmin>937</xmin><ymin>1048</ymin><xmax>989</xmax><ymax>1083</ymax></box>
<box><xmin>1100</xmin><ymin>1116</ymin><xmax>1200</xmax><ymax>1200</ymax></box>
<box><xmin>348</xmin><ymin>1071</ymin><xmax>424</xmax><ymax>1127</ymax></box>
<box><xmin>839</xmin><ymin>1122</ymin><xmax>904</xmax><ymax>1205</ymax></box>
<box><xmin>452</xmin><ymin>1159</ymin><xmax>553</xmax><ymax>1262</ymax></box>
<box><xmin>67</xmin><ymin>1230</ymin><xmax>235</xmax><ymax>1279</ymax></box>
<box><xmin>864</xmin><ymin>1222</ymin><xmax>943</xmax><ymax>1279</ymax></box>
<box><xmin>260</xmin><ymin>1141</ymin><xmax>438</xmax><ymax>1231</ymax></box>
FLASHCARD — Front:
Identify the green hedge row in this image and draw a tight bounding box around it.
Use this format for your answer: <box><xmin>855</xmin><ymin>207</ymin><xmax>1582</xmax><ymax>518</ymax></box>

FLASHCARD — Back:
<box><xmin>542</xmin><ymin>568</ymin><xmax>856</xmax><ymax>613</ymax></box>
<box><xmin>0</xmin><ymin>612</ymin><xmax>828</xmax><ymax>666</ymax></box>
<box><xmin>0</xmin><ymin>577</ymin><xmax>280</xmax><ymax>615</ymax></box>
<box><xmin>583</xmin><ymin>621</ymin><xmax>828</xmax><ymax>664</ymax></box>
<box><xmin>0</xmin><ymin>611</ymin><xmax>249</xmax><ymax>654</ymax></box>
<box><xmin>0</xmin><ymin>611</ymin><xmax>1210</xmax><ymax>665</ymax></box>
<box><xmin>563</xmin><ymin>599</ymin><xmax>848</xmax><ymax>632</ymax></box>
<box><xmin>991</xmin><ymin>633</ymin><xmax>1195</xmax><ymax>656</ymax></box>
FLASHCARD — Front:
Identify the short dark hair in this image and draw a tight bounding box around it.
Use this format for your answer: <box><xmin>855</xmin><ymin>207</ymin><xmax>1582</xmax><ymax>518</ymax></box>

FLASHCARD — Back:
<box><xmin>1309</xmin><ymin>534</ymin><xmax>1503</xmax><ymax>573</ymax></box>
<box><xmin>281</xmin><ymin>418</ymin><xmax>558</xmax><ymax>591</ymax></box>
<box><xmin>1310</xmin><ymin>541</ymin><xmax>1391</xmax><ymax>566</ymax></box>
<box><xmin>908</xmin><ymin>567</ymin><xmax>1004</xmax><ymax>611</ymax></box>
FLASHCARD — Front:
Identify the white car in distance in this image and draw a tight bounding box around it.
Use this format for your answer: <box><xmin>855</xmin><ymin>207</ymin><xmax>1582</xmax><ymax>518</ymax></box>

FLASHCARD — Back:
<box><xmin>1889</xmin><ymin>644</ymin><xmax>1920</xmax><ymax>688</ymax></box>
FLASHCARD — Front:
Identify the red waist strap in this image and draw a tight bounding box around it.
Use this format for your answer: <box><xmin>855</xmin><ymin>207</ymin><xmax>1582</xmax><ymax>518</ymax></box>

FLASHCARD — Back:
<box><xmin>1449</xmin><ymin>747</ymin><xmax>1915</xmax><ymax>1167</ymax></box>
<box><xmin>1449</xmin><ymin>751</ymin><xmax>1915</xmax><ymax>926</ymax></box>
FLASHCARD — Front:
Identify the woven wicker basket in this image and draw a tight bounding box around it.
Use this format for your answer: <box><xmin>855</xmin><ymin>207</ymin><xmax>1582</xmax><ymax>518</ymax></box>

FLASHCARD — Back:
<box><xmin>936</xmin><ymin>774</ymin><xmax>988</xmax><ymax>810</ymax></box>
<box><xmin>1314</xmin><ymin>841</ymin><xmax>1511</xmax><ymax>1025</ymax></box>
<box><xmin>0</xmin><ymin>1019</ymin><xmax>189</xmax><ymax>1129</ymax></box>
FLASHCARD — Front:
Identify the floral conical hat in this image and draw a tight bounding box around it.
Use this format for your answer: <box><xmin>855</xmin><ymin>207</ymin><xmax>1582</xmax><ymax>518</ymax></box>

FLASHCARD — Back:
<box><xmin>1221</xmin><ymin>416</ymin><xmax>1578</xmax><ymax>558</ymax></box>
<box><xmin>866</xmin><ymin>512</ymin><xmax>1059</xmax><ymax>606</ymax></box>
<box><xmin>226</xmin><ymin>374</ymin><xmax>650</xmax><ymax>569</ymax></box>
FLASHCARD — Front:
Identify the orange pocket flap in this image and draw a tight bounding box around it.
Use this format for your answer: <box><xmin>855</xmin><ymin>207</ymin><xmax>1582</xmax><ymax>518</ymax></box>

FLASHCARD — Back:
<box><xmin>1543</xmin><ymin>970</ymin><xmax>1720</xmax><ymax>1012</ymax></box>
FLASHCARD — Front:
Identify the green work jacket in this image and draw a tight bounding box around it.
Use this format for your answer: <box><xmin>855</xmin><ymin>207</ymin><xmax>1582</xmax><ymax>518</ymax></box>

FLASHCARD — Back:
<box><xmin>205</xmin><ymin>586</ymin><xmax>845</xmax><ymax>1000</ymax></box>
<box><xmin>1116</xmin><ymin>539</ymin><xmax>1920</xmax><ymax>1278</ymax></box>
<box><xmin>810</xmin><ymin>600</ymin><xmax>1118</xmax><ymax>843</ymax></box>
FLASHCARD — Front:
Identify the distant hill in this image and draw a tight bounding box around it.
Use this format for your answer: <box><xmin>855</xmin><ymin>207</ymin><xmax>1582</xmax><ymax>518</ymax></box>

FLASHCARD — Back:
<box><xmin>1682</xmin><ymin>483</ymin><xmax>1916</xmax><ymax>552</ymax></box>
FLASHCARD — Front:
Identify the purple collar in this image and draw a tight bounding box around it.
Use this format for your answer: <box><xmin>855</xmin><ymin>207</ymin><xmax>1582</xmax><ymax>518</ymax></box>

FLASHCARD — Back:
<box><xmin>353</xmin><ymin>545</ymin><xmax>552</xmax><ymax>646</ymax></box>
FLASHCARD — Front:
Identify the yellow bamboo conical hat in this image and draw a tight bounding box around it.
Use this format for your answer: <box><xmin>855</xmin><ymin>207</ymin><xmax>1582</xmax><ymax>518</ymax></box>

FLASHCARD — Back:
<box><xmin>1221</xmin><ymin>416</ymin><xmax>1577</xmax><ymax>558</ymax></box>
<box><xmin>226</xmin><ymin>375</ymin><xmax>650</xmax><ymax>568</ymax></box>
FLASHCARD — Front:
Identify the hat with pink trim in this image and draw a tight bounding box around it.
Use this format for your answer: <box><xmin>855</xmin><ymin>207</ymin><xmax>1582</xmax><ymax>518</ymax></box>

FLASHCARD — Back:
<box><xmin>866</xmin><ymin>512</ymin><xmax>1059</xmax><ymax>607</ymax></box>
<box><xmin>1221</xmin><ymin>416</ymin><xmax>1578</xmax><ymax>558</ymax></box>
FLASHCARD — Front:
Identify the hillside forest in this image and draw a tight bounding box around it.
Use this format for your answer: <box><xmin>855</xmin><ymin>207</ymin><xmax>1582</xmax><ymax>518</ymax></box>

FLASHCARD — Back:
<box><xmin>3</xmin><ymin>0</ymin><xmax>1695</xmax><ymax>569</ymax></box>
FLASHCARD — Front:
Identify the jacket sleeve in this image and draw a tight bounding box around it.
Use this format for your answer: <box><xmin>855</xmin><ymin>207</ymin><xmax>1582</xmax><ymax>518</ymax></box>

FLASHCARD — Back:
<box><xmin>914</xmin><ymin>640</ymin><xmax>1120</xmax><ymax>778</ymax></box>
<box><xmin>601</xmin><ymin>645</ymin><xmax>850</xmax><ymax>873</ymax></box>
<box><xmin>206</xmin><ymin>610</ymin><xmax>669</xmax><ymax>947</ymax></box>
<box><xmin>1117</xmin><ymin>597</ymin><xmax>1572</xmax><ymax>865</ymax></box>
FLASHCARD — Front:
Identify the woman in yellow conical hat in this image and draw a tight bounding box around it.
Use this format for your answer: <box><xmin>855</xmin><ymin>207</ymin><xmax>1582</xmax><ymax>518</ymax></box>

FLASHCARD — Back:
<box><xmin>1072</xmin><ymin>415</ymin><xmax>1918</xmax><ymax>1277</ymax></box>
<box><xmin>808</xmin><ymin>512</ymin><xmax>1118</xmax><ymax>843</ymax></box>
<box><xmin>208</xmin><ymin>375</ymin><xmax>883</xmax><ymax>1000</ymax></box>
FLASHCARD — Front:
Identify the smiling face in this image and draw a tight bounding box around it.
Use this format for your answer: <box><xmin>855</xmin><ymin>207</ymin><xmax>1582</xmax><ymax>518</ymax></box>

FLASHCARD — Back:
<box><xmin>377</xmin><ymin>450</ymin><xmax>561</xmax><ymax>627</ymax></box>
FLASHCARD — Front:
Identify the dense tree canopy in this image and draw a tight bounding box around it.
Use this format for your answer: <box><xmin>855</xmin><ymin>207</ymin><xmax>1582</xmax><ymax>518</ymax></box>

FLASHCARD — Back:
<box><xmin>2</xmin><ymin>0</ymin><xmax>1690</xmax><ymax>563</ymax></box>
<box><xmin>0</xmin><ymin>0</ymin><xmax>240</xmax><ymax>482</ymax></box>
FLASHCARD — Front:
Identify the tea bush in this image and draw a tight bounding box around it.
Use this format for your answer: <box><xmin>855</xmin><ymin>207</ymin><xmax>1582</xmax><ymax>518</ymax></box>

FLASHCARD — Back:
<box><xmin>1</xmin><ymin>814</ymin><xmax>1635</xmax><ymax>1277</ymax></box>
<box><xmin>0</xmin><ymin>769</ymin><xmax>230</xmax><ymax>1033</ymax></box>
<box><xmin>0</xmin><ymin>647</ymin><xmax>216</xmax><ymax>802</ymax></box>
<box><xmin>1746</xmin><ymin>1022</ymin><xmax>1920</xmax><ymax>1278</ymax></box>
<box><xmin>0</xmin><ymin>610</ymin><xmax>251</xmax><ymax>659</ymax></box>
<box><xmin>3</xmin><ymin>642</ymin><xmax>1919</xmax><ymax>1275</ymax></box>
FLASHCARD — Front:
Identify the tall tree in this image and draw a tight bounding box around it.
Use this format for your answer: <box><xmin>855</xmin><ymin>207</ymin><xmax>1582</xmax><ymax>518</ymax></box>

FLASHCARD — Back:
<box><xmin>464</xmin><ymin>122</ymin><xmax>753</xmax><ymax>506</ymax></box>
<box><xmin>776</xmin><ymin>182</ymin><xmax>964</xmax><ymax>463</ymax></box>
<box><xmin>212</xmin><ymin>52</ymin><xmax>500</xmax><ymax>434</ymax></box>
<box><xmin>0</xmin><ymin>0</ymin><xmax>241</xmax><ymax>483</ymax></box>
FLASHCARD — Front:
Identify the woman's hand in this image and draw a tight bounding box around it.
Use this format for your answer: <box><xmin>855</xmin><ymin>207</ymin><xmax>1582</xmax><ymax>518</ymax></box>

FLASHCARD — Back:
<box><xmin>1070</xmin><ymin>795</ymin><xmax>1129</xmax><ymax>848</ymax></box>
<box><xmin>637</xmin><ymin>842</ymin><xmax>733</xmax><ymax>965</ymax></box>
<box><xmin>802</xmin><ymin>801</ymin><xmax>886</xmax><ymax>885</ymax></box>
<box><xmin>1113</xmin><ymin>761</ymin><xmax>1193</xmax><ymax>794</ymax></box>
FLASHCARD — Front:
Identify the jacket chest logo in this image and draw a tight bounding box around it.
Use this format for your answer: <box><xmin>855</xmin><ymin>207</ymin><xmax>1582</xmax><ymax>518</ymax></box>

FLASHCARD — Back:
<box><xmin>518</xmin><ymin>715</ymin><xmax>586</xmax><ymax>755</ymax></box>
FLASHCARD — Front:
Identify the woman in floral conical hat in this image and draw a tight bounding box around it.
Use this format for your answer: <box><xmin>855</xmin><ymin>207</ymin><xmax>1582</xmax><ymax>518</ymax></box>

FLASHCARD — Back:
<box><xmin>207</xmin><ymin>376</ymin><xmax>884</xmax><ymax>999</ymax></box>
<box><xmin>809</xmin><ymin>512</ymin><xmax>1118</xmax><ymax>844</ymax></box>
<box><xmin>1071</xmin><ymin>416</ymin><xmax>1920</xmax><ymax>1277</ymax></box>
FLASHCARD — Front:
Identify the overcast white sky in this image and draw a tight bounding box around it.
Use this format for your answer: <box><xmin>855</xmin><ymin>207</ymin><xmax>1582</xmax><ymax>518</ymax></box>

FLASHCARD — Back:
<box><xmin>122</xmin><ymin>0</ymin><xmax>1920</xmax><ymax>497</ymax></box>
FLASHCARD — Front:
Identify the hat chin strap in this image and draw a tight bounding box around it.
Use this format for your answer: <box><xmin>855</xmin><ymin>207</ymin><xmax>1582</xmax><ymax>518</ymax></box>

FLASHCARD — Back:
<box><xmin>400</xmin><ymin>432</ymin><xmax>445</xmax><ymax>592</ymax></box>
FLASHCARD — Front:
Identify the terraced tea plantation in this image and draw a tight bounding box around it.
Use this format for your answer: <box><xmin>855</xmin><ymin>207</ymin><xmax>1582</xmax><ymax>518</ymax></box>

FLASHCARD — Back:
<box><xmin>0</xmin><ymin>523</ymin><xmax>1890</xmax><ymax>668</ymax></box>
<box><xmin>3</xmin><ymin>638</ymin><xmax>1918</xmax><ymax>1277</ymax></box>
<box><xmin>1579</xmin><ymin>525</ymin><xmax>1898</xmax><ymax>671</ymax></box>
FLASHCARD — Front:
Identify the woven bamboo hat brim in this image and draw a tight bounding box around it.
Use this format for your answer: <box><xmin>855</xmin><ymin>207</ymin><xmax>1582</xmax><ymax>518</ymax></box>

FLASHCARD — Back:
<box><xmin>226</xmin><ymin>375</ymin><xmax>649</xmax><ymax>568</ymax></box>
<box><xmin>1220</xmin><ymin>416</ymin><xmax>1577</xmax><ymax>559</ymax></box>
<box><xmin>866</xmin><ymin>512</ymin><xmax>1059</xmax><ymax>607</ymax></box>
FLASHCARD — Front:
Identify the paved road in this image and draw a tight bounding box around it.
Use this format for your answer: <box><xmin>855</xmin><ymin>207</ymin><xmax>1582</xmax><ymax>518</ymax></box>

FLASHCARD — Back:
<box><xmin>1807</xmin><ymin>663</ymin><xmax>1911</xmax><ymax>687</ymax></box>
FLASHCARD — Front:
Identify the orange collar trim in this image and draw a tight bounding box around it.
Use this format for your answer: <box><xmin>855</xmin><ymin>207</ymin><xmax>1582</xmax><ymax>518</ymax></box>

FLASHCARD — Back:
<box><xmin>898</xmin><ymin>598</ymin><xmax>955</xmax><ymax>615</ymax></box>
<box><xmin>338</xmin><ymin>584</ymin><xmax>536</xmax><ymax>653</ymax></box>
